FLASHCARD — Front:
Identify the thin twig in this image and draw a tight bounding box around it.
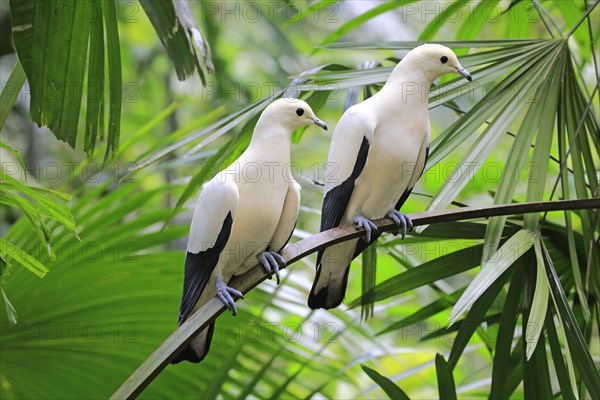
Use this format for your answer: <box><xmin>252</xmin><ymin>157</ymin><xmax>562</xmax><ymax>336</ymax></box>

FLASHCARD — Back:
<box><xmin>567</xmin><ymin>0</ymin><xmax>600</xmax><ymax>37</ymax></box>
<box><xmin>532</xmin><ymin>0</ymin><xmax>560</xmax><ymax>38</ymax></box>
<box><xmin>110</xmin><ymin>198</ymin><xmax>600</xmax><ymax>400</ymax></box>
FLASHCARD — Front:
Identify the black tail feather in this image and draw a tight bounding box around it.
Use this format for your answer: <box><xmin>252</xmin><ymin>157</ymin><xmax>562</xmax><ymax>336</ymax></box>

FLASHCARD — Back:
<box><xmin>170</xmin><ymin>323</ymin><xmax>215</xmax><ymax>364</ymax></box>
<box><xmin>308</xmin><ymin>263</ymin><xmax>350</xmax><ymax>310</ymax></box>
<box><xmin>309</xmin><ymin>235</ymin><xmax>380</xmax><ymax>310</ymax></box>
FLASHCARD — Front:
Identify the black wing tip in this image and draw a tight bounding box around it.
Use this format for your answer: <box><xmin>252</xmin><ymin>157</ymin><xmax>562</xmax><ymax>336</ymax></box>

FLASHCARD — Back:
<box><xmin>319</xmin><ymin>136</ymin><xmax>370</xmax><ymax>233</ymax></box>
<box><xmin>308</xmin><ymin>267</ymin><xmax>346</xmax><ymax>310</ymax></box>
<box><xmin>308</xmin><ymin>289</ymin><xmax>343</xmax><ymax>310</ymax></box>
<box><xmin>170</xmin><ymin>323</ymin><xmax>216</xmax><ymax>364</ymax></box>
<box><xmin>177</xmin><ymin>313</ymin><xmax>186</xmax><ymax>326</ymax></box>
<box><xmin>177</xmin><ymin>213</ymin><xmax>234</xmax><ymax>333</ymax></box>
<box><xmin>307</xmin><ymin>287</ymin><xmax>325</xmax><ymax>309</ymax></box>
<box><xmin>171</xmin><ymin>345</ymin><xmax>205</xmax><ymax>364</ymax></box>
<box><xmin>308</xmin><ymin>263</ymin><xmax>352</xmax><ymax>310</ymax></box>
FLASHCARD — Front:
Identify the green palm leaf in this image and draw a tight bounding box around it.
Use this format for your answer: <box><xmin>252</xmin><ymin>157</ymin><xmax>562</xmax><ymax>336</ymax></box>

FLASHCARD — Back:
<box><xmin>8</xmin><ymin>0</ymin><xmax>211</xmax><ymax>159</ymax></box>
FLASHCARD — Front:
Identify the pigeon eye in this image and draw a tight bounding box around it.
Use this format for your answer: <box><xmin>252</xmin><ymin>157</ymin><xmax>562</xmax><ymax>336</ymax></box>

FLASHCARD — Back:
<box><xmin>296</xmin><ymin>108</ymin><xmax>304</xmax><ymax>116</ymax></box>
<box><xmin>440</xmin><ymin>56</ymin><xmax>448</xmax><ymax>64</ymax></box>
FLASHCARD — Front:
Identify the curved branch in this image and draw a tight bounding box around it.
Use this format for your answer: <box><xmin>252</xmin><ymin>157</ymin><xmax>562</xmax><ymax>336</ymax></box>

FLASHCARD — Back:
<box><xmin>111</xmin><ymin>198</ymin><xmax>599</xmax><ymax>399</ymax></box>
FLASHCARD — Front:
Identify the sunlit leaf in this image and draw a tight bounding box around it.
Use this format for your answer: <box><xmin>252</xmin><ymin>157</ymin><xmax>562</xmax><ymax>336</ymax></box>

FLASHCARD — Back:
<box><xmin>450</xmin><ymin>230</ymin><xmax>535</xmax><ymax>323</ymax></box>
<box><xmin>1</xmin><ymin>289</ymin><xmax>17</xmax><ymax>324</ymax></box>
<box><xmin>0</xmin><ymin>140</ymin><xmax>26</xmax><ymax>177</ymax></box>
<box><xmin>0</xmin><ymin>238</ymin><xmax>49</xmax><ymax>278</ymax></box>
<box><xmin>525</xmin><ymin>236</ymin><xmax>550</xmax><ymax>360</ymax></box>
<box><xmin>361</xmin><ymin>365</ymin><xmax>410</xmax><ymax>400</ymax></box>
<box><xmin>0</xmin><ymin>60</ymin><xmax>26</xmax><ymax>130</ymax></box>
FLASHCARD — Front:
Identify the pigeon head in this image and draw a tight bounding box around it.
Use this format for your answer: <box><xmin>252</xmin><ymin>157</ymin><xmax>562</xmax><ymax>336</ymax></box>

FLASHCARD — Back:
<box><xmin>261</xmin><ymin>98</ymin><xmax>328</xmax><ymax>132</ymax></box>
<box><xmin>397</xmin><ymin>44</ymin><xmax>472</xmax><ymax>83</ymax></box>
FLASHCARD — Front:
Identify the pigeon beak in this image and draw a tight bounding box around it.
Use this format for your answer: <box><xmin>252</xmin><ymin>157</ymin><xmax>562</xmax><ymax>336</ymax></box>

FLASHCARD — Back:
<box><xmin>313</xmin><ymin>117</ymin><xmax>328</xmax><ymax>131</ymax></box>
<box><xmin>456</xmin><ymin>66</ymin><xmax>472</xmax><ymax>82</ymax></box>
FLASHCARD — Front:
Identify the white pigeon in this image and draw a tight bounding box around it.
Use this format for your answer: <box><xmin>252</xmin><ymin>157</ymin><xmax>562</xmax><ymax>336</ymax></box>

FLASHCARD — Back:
<box><xmin>173</xmin><ymin>98</ymin><xmax>327</xmax><ymax>363</ymax></box>
<box><xmin>308</xmin><ymin>44</ymin><xmax>472</xmax><ymax>310</ymax></box>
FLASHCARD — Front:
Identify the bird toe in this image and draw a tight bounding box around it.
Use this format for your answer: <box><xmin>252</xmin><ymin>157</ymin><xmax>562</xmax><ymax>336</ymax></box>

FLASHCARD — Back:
<box><xmin>397</xmin><ymin>213</ymin><xmax>407</xmax><ymax>239</ymax></box>
<box><xmin>353</xmin><ymin>215</ymin><xmax>378</xmax><ymax>243</ymax></box>
<box><xmin>406</xmin><ymin>215</ymin><xmax>414</xmax><ymax>231</ymax></box>
<box><xmin>258</xmin><ymin>253</ymin><xmax>274</xmax><ymax>278</ymax></box>
<box><xmin>259</xmin><ymin>251</ymin><xmax>287</xmax><ymax>283</ymax></box>
<box><xmin>388</xmin><ymin>210</ymin><xmax>410</xmax><ymax>239</ymax></box>
<box><xmin>226</xmin><ymin>287</ymin><xmax>244</xmax><ymax>300</ymax></box>
<box><xmin>266</xmin><ymin>252</ymin><xmax>284</xmax><ymax>285</ymax></box>
<box><xmin>216</xmin><ymin>278</ymin><xmax>242</xmax><ymax>315</ymax></box>
<box><xmin>272</xmin><ymin>252</ymin><xmax>286</xmax><ymax>267</ymax></box>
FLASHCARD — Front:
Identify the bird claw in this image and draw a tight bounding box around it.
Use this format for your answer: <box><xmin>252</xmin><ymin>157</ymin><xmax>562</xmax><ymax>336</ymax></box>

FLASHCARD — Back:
<box><xmin>216</xmin><ymin>277</ymin><xmax>244</xmax><ymax>316</ymax></box>
<box><xmin>353</xmin><ymin>214</ymin><xmax>378</xmax><ymax>243</ymax></box>
<box><xmin>387</xmin><ymin>210</ymin><xmax>412</xmax><ymax>239</ymax></box>
<box><xmin>257</xmin><ymin>251</ymin><xmax>286</xmax><ymax>285</ymax></box>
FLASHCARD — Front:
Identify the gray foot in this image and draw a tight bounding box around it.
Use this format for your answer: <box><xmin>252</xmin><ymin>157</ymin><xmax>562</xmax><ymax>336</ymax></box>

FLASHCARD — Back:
<box><xmin>387</xmin><ymin>210</ymin><xmax>413</xmax><ymax>239</ymax></box>
<box><xmin>216</xmin><ymin>277</ymin><xmax>244</xmax><ymax>316</ymax></box>
<box><xmin>353</xmin><ymin>214</ymin><xmax>378</xmax><ymax>243</ymax></box>
<box><xmin>257</xmin><ymin>251</ymin><xmax>286</xmax><ymax>284</ymax></box>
